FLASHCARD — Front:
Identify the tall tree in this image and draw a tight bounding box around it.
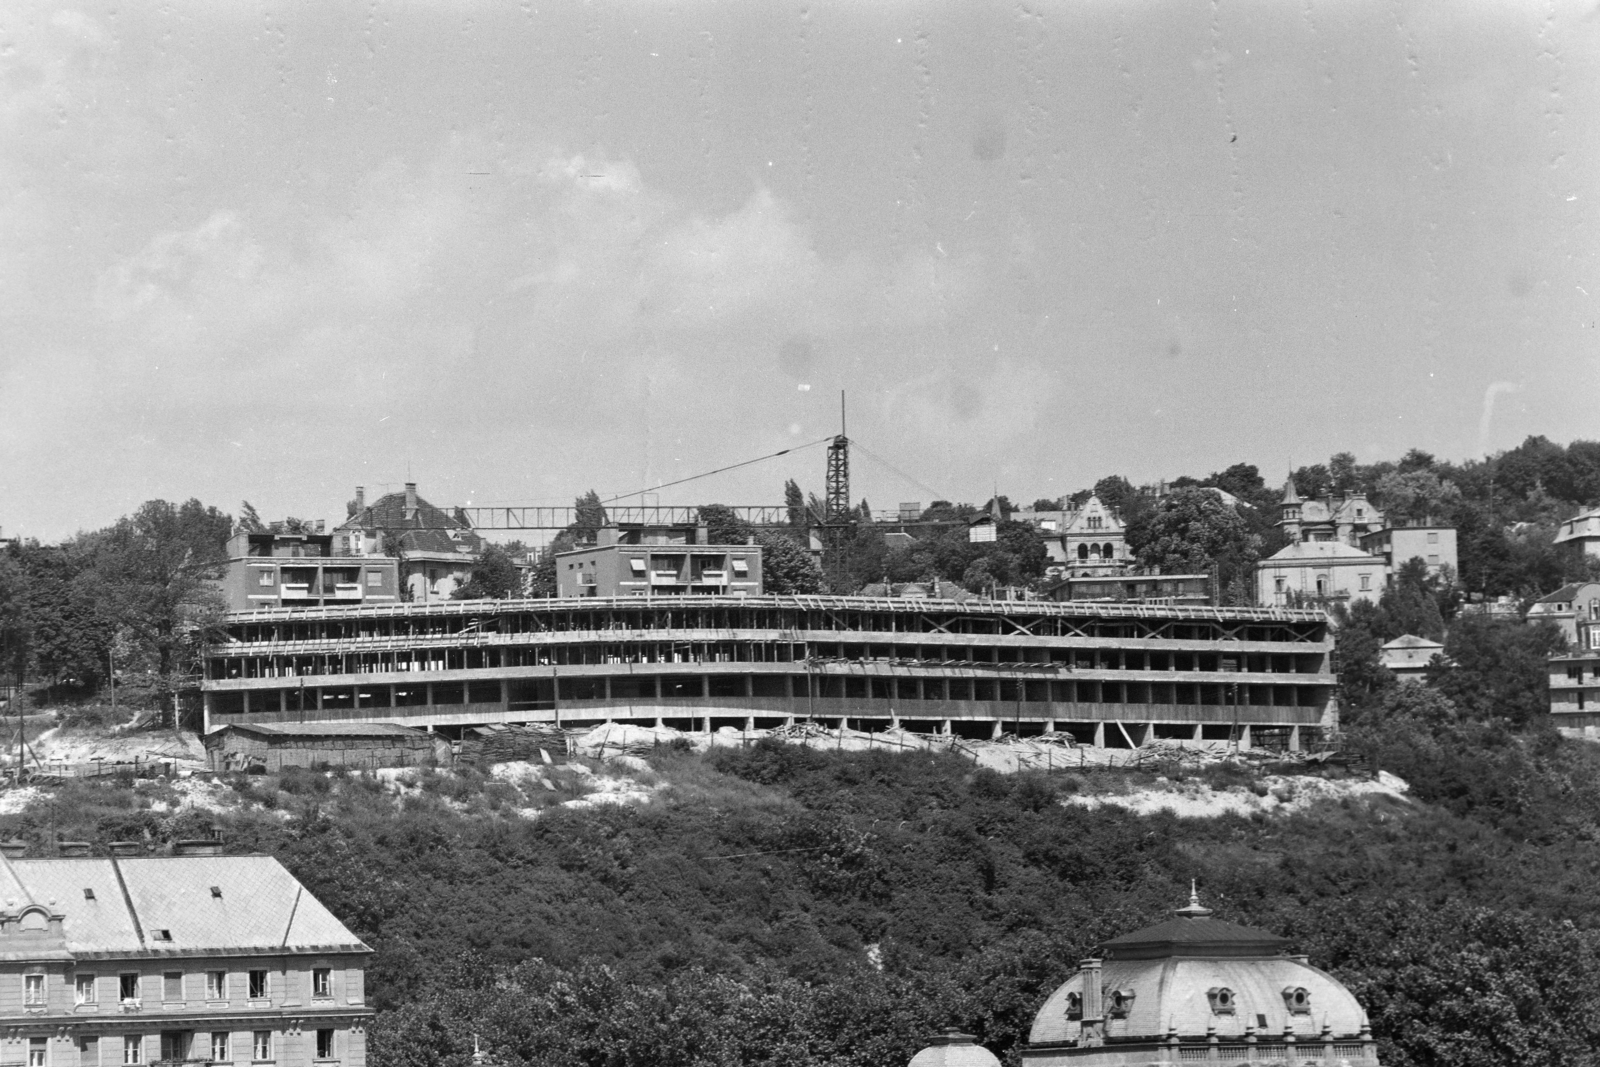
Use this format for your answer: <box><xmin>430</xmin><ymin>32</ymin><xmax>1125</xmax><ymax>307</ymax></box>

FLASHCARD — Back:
<box><xmin>1135</xmin><ymin>488</ymin><xmax>1261</xmax><ymax>605</ymax></box>
<box><xmin>95</xmin><ymin>499</ymin><xmax>232</xmax><ymax>693</ymax></box>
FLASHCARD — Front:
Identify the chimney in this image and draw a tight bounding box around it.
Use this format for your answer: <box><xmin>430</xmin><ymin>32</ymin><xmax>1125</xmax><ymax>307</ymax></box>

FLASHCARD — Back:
<box><xmin>57</xmin><ymin>841</ymin><xmax>92</xmax><ymax>858</ymax></box>
<box><xmin>0</xmin><ymin>838</ymin><xmax>27</xmax><ymax>859</ymax></box>
<box><xmin>355</xmin><ymin>486</ymin><xmax>365</xmax><ymax>512</ymax></box>
<box><xmin>1079</xmin><ymin>957</ymin><xmax>1104</xmax><ymax>1041</ymax></box>
<box><xmin>405</xmin><ymin>482</ymin><xmax>418</xmax><ymax>520</ymax></box>
<box><xmin>173</xmin><ymin>840</ymin><xmax>223</xmax><ymax>857</ymax></box>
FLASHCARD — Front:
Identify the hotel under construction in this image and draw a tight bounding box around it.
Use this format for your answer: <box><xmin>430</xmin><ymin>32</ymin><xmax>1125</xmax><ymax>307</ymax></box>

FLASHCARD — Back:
<box><xmin>202</xmin><ymin>594</ymin><xmax>1337</xmax><ymax>751</ymax></box>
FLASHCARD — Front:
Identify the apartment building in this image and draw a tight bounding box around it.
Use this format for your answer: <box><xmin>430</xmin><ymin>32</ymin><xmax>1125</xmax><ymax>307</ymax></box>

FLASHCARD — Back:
<box><xmin>1358</xmin><ymin>525</ymin><xmax>1459</xmax><ymax>581</ymax></box>
<box><xmin>0</xmin><ymin>847</ymin><xmax>371</xmax><ymax>1066</ymax></box>
<box><xmin>553</xmin><ymin>523</ymin><xmax>763</xmax><ymax>598</ymax></box>
<box><xmin>219</xmin><ymin>531</ymin><xmax>400</xmax><ymax>612</ymax></box>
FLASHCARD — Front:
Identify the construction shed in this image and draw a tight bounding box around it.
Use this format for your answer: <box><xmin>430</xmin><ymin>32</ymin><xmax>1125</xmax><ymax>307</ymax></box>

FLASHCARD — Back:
<box><xmin>203</xmin><ymin>721</ymin><xmax>449</xmax><ymax>773</ymax></box>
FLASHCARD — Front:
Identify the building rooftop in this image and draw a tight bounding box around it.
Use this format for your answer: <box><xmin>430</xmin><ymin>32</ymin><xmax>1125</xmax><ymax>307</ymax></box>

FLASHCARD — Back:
<box><xmin>338</xmin><ymin>484</ymin><xmax>484</xmax><ymax>557</ymax></box>
<box><xmin>1265</xmin><ymin>540</ymin><xmax>1378</xmax><ymax>562</ymax></box>
<box><xmin>1098</xmin><ymin>893</ymin><xmax>1292</xmax><ymax>960</ymax></box>
<box><xmin>221</xmin><ymin>592</ymin><xmax>1329</xmax><ymax>625</ymax></box>
<box><xmin>207</xmin><ymin>722</ymin><xmax>430</xmax><ymax>740</ymax></box>
<box><xmin>1382</xmin><ymin>634</ymin><xmax>1444</xmax><ymax>650</ymax></box>
<box><xmin>0</xmin><ymin>854</ymin><xmax>369</xmax><ymax>958</ymax></box>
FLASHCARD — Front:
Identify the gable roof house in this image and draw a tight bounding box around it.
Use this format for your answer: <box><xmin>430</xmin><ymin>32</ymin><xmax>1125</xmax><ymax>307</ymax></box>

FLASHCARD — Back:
<box><xmin>0</xmin><ymin>848</ymin><xmax>372</xmax><ymax>1066</ymax></box>
<box><xmin>334</xmin><ymin>483</ymin><xmax>485</xmax><ymax>603</ymax></box>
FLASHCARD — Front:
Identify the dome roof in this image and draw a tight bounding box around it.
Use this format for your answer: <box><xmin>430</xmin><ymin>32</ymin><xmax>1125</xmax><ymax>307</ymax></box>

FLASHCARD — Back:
<box><xmin>1028</xmin><ymin>892</ymin><xmax>1370</xmax><ymax>1048</ymax></box>
<box><xmin>908</xmin><ymin>1030</ymin><xmax>1001</xmax><ymax>1067</ymax></box>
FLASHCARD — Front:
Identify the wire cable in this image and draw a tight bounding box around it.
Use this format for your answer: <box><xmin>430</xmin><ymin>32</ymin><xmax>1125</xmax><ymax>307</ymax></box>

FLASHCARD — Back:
<box><xmin>601</xmin><ymin>437</ymin><xmax>833</xmax><ymax>504</ymax></box>
<box><xmin>852</xmin><ymin>440</ymin><xmax>950</xmax><ymax>504</ymax></box>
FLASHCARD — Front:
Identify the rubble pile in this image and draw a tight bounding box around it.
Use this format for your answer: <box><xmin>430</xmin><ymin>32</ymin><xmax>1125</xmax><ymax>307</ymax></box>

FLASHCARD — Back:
<box><xmin>459</xmin><ymin>723</ymin><xmax>570</xmax><ymax>766</ymax></box>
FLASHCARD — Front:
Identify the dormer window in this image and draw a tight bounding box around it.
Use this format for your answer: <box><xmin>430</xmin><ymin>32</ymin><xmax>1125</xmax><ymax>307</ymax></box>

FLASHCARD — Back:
<box><xmin>1206</xmin><ymin>987</ymin><xmax>1236</xmax><ymax>1015</ymax></box>
<box><xmin>1064</xmin><ymin>991</ymin><xmax>1082</xmax><ymax>1020</ymax></box>
<box><xmin>1282</xmin><ymin>986</ymin><xmax>1311</xmax><ymax>1014</ymax></box>
<box><xmin>1108</xmin><ymin>988</ymin><xmax>1135</xmax><ymax>1018</ymax></box>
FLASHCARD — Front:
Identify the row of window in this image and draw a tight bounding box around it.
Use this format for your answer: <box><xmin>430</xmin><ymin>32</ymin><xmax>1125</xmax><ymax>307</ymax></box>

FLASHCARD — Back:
<box><xmin>23</xmin><ymin>968</ymin><xmax>335</xmax><ymax>1006</ymax></box>
<box><xmin>1064</xmin><ymin>985</ymin><xmax>1313</xmax><ymax>1020</ymax></box>
<box><xmin>257</xmin><ymin>568</ymin><xmax>387</xmax><ymax>589</ymax></box>
<box><xmin>46</xmin><ymin>1028</ymin><xmax>337</xmax><ymax>1064</ymax></box>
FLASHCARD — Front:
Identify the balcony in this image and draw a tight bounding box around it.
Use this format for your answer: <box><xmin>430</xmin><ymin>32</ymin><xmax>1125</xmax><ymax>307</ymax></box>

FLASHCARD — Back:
<box><xmin>279</xmin><ymin>583</ymin><xmax>313</xmax><ymax>600</ymax></box>
<box><xmin>696</xmin><ymin>570</ymin><xmax>728</xmax><ymax>583</ymax></box>
<box><xmin>650</xmin><ymin>572</ymin><xmax>683</xmax><ymax>585</ymax></box>
<box><xmin>327</xmin><ymin>583</ymin><xmax>364</xmax><ymax>600</ymax></box>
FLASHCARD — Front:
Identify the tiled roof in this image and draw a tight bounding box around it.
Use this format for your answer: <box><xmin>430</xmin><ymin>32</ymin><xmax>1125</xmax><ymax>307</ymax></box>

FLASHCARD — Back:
<box><xmin>2</xmin><ymin>855</ymin><xmax>368</xmax><ymax>957</ymax></box>
<box><xmin>1266</xmin><ymin>540</ymin><xmax>1378</xmax><ymax>562</ymax></box>
<box><xmin>1383</xmin><ymin>634</ymin><xmax>1443</xmax><ymax>650</ymax></box>
<box><xmin>1535</xmin><ymin>582</ymin><xmax>1586</xmax><ymax>605</ymax></box>
<box><xmin>337</xmin><ymin>489</ymin><xmax>485</xmax><ymax>558</ymax></box>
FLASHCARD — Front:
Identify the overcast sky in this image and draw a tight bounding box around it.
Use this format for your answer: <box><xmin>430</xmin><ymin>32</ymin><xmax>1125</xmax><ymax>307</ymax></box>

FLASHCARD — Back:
<box><xmin>2</xmin><ymin>0</ymin><xmax>1596</xmax><ymax>541</ymax></box>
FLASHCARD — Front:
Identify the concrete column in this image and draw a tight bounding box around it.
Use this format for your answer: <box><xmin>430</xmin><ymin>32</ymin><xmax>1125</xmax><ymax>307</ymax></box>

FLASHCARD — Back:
<box><xmin>1238</xmin><ymin>725</ymin><xmax>1252</xmax><ymax>751</ymax></box>
<box><xmin>785</xmin><ymin>714</ymin><xmax>796</xmax><ymax>726</ymax></box>
<box><xmin>655</xmin><ymin>717</ymin><xmax>665</xmax><ymax>728</ymax></box>
<box><xmin>744</xmin><ymin>716</ymin><xmax>755</xmax><ymax>732</ymax></box>
<box><xmin>990</xmin><ymin>719</ymin><xmax>1003</xmax><ymax>740</ymax></box>
<box><xmin>837</xmin><ymin>716</ymin><xmax>848</xmax><ymax>731</ymax></box>
<box><xmin>426</xmin><ymin>683</ymin><xmax>434</xmax><ymax>706</ymax></box>
<box><xmin>702</xmin><ymin>715</ymin><xmax>712</xmax><ymax>733</ymax></box>
<box><xmin>202</xmin><ymin>692</ymin><xmax>214</xmax><ymax>733</ymax></box>
<box><xmin>1093</xmin><ymin>722</ymin><xmax>1106</xmax><ymax>748</ymax></box>
<box><xmin>1288</xmin><ymin>724</ymin><xmax>1301</xmax><ymax>752</ymax></box>
<box><xmin>1042</xmin><ymin>719</ymin><xmax>1055</xmax><ymax>734</ymax></box>
<box><xmin>1192</xmin><ymin>723</ymin><xmax>1203</xmax><ymax>742</ymax></box>
<box><xmin>940</xmin><ymin>719</ymin><xmax>952</xmax><ymax>736</ymax></box>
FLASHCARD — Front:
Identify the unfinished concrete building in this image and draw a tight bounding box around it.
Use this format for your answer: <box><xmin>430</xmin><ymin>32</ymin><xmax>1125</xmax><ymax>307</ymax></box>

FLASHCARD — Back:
<box><xmin>202</xmin><ymin>596</ymin><xmax>1335</xmax><ymax>750</ymax></box>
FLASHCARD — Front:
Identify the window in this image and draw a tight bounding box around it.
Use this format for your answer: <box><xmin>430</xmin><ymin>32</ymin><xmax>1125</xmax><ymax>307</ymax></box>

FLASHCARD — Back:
<box><xmin>1207</xmin><ymin>986</ymin><xmax>1236</xmax><ymax>1014</ymax></box>
<box><xmin>1108</xmin><ymin>988</ymin><xmax>1135</xmax><ymax>1018</ymax></box>
<box><xmin>316</xmin><ymin>1030</ymin><xmax>335</xmax><ymax>1059</ymax></box>
<box><xmin>628</xmin><ymin>558</ymin><xmax>646</xmax><ymax>575</ymax></box>
<box><xmin>1360</xmin><ymin>575</ymin><xmax>1371</xmax><ymax>591</ymax></box>
<box><xmin>25</xmin><ymin>973</ymin><xmax>44</xmax><ymax>1005</ymax></box>
<box><xmin>123</xmin><ymin>1036</ymin><xmax>143</xmax><ymax>1065</ymax></box>
<box><xmin>1064</xmin><ymin>991</ymin><xmax>1082</xmax><ymax>1020</ymax></box>
<box><xmin>206</xmin><ymin>971</ymin><xmax>226</xmax><ymax>1000</ymax></box>
<box><xmin>1282</xmin><ymin>986</ymin><xmax>1312</xmax><ymax>1013</ymax></box>
<box><xmin>76</xmin><ymin>974</ymin><xmax>97</xmax><ymax>1004</ymax></box>
<box><xmin>365</xmin><ymin>570</ymin><xmax>383</xmax><ymax>588</ymax></box>
<box><xmin>1427</xmin><ymin>531</ymin><xmax>1439</xmax><ymax>543</ymax></box>
<box><xmin>248</xmin><ymin>970</ymin><xmax>269</xmax><ymax>999</ymax></box>
<box><xmin>1274</xmin><ymin>577</ymin><xmax>1285</xmax><ymax>593</ymax></box>
<box><xmin>28</xmin><ymin>1038</ymin><xmax>45</xmax><ymax>1066</ymax></box>
<box><xmin>119</xmin><ymin>973</ymin><xmax>140</xmax><ymax>1003</ymax></box>
<box><xmin>312</xmin><ymin>968</ymin><xmax>332</xmax><ymax>999</ymax></box>
<box><xmin>253</xmin><ymin>1031</ymin><xmax>273</xmax><ymax>1061</ymax></box>
<box><xmin>211</xmin><ymin>1033</ymin><xmax>230</xmax><ymax>1062</ymax></box>
<box><xmin>258</xmin><ymin>569</ymin><xmax>275</xmax><ymax>587</ymax></box>
<box><xmin>1315</xmin><ymin>577</ymin><xmax>1328</xmax><ymax>596</ymax></box>
<box><xmin>1428</xmin><ymin>554</ymin><xmax>1439</xmax><ymax>565</ymax></box>
<box><xmin>163</xmin><ymin>972</ymin><xmax>182</xmax><ymax>1002</ymax></box>
<box><xmin>730</xmin><ymin>558</ymin><xmax>749</xmax><ymax>576</ymax></box>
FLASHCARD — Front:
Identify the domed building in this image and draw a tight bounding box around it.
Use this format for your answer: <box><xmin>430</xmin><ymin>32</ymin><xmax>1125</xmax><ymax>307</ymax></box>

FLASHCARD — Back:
<box><xmin>1021</xmin><ymin>890</ymin><xmax>1380</xmax><ymax>1066</ymax></box>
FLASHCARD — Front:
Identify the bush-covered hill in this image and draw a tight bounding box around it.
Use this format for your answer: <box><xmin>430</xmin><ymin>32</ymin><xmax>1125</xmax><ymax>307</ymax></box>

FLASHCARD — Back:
<box><xmin>4</xmin><ymin>694</ymin><xmax>1600</xmax><ymax>1067</ymax></box>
